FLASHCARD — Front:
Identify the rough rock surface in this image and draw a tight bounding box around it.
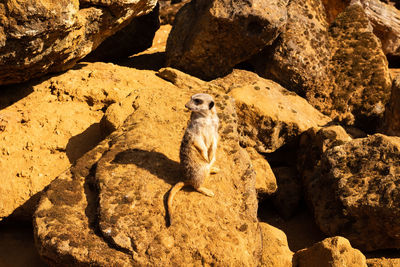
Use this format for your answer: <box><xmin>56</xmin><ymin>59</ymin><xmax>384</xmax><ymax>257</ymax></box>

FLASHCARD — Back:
<box><xmin>0</xmin><ymin>0</ymin><xmax>157</xmax><ymax>85</ymax></box>
<box><xmin>306</xmin><ymin>134</ymin><xmax>400</xmax><ymax>251</ymax></box>
<box><xmin>293</xmin><ymin>236</ymin><xmax>367</xmax><ymax>267</ymax></box>
<box><xmin>253</xmin><ymin>2</ymin><xmax>392</xmax><ymax>132</ymax></box>
<box><xmin>322</xmin><ymin>0</ymin><xmax>349</xmax><ymax>23</ymax></box>
<box><xmin>0</xmin><ymin>62</ymin><xmax>155</xmax><ymax>220</ymax></box>
<box><xmin>253</xmin><ymin>0</ymin><xmax>332</xmax><ymax>108</ymax></box>
<box><xmin>329</xmin><ymin>3</ymin><xmax>392</xmax><ymax>129</ymax></box>
<box><xmin>212</xmin><ymin>70</ymin><xmax>331</xmax><ymax>153</ymax></box>
<box><xmin>34</xmin><ymin>67</ymin><xmax>263</xmax><ymax>265</ymax></box>
<box><xmin>159</xmin><ymin>0</ymin><xmax>190</xmax><ymax>25</ymax></box>
<box><xmin>360</xmin><ymin>0</ymin><xmax>400</xmax><ymax>58</ymax></box>
<box><xmin>165</xmin><ymin>0</ymin><xmax>288</xmax><ymax>80</ymax></box>
<box><xmin>259</xmin><ymin>222</ymin><xmax>293</xmax><ymax>266</ymax></box>
<box><xmin>246</xmin><ymin>147</ymin><xmax>277</xmax><ymax>196</ymax></box>
<box><xmin>367</xmin><ymin>258</ymin><xmax>400</xmax><ymax>267</ymax></box>
<box><xmin>297</xmin><ymin>125</ymin><xmax>352</xmax><ymax>186</ymax></box>
<box><xmin>384</xmin><ymin>75</ymin><xmax>400</xmax><ymax>136</ymax></box>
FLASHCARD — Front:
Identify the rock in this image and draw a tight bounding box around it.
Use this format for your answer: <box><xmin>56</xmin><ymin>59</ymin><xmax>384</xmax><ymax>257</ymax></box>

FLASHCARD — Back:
<box><xmin>367</xmin><ymin>258</ymin><xmax>400</xmax><ymax>267</ymax></box>
<box><xmin>165</xmin><ymin>0</ymin><xmax>288</xmax><ymax>80</ymax></box>
<box><xmin>83</xmin><ymin>4</ymin><xmax>160</xmax><ymax>62</ymax></box>
<box><xmin>360</xmin><ymin>0</ymin><xmax>400</xmax><ymax>58</ymax></box>
<box><xmin>384</xmin><ymin>76</ymin><xmax>400</xmax><ymax>136</ymax></box>
<box><xmin>252</xmin><ymin>1</ymin><xmax>392</xmax><ymax>132</ymax></box>
<box><xmin>252</xmin><ymin>0</ymin><xmax>333</xmax><ymax>110</ymax></box>
<box><xmin>297</xmin><ymin>125</ymin><xmax>352</xmax><ymax>186</ymax></box>
<box><xmin>159</xmin><ymin>0</ymin><xmax>190</xmax><ymax>25</ymax></box>
<box><xmin>329</xmin><ymin>3</ymin><xmax>392</xmax><ymax>130</ymax></box>
<box><xmin>272</xmin><ymin>167</ymin><xmax>302</xmax><ymax>219</ymax></box>
<box><xmin>259</xmin><ymin>222</ymin><xmax>294</xmax><ymax>266</ymax></box>
<box><xmin>213</xmin><ymin>70</ymin><xmax>331</xmax><ymax>153</ymax></box>
<box><xmin>306</xmin><ymin>134</ymin><xmax>400</xmax><ymax>251</ymax></box>
<box><xmin>34</xmin><ymin>68</ymin><xmax>263</xmax><ymax>265</ymax></box>
<box><xmin>322</xmin><ymin>0</ymin><xmax>350</xmax><ymax>23</ymax></box>
<box><xmin>0</xmin><ymin>62</ymin><xmax>169</xmax><ymax>221</ymax></box>
<box><xmin>100</xmin><ymin>93</ymin><xmax>138</xmax><ymax>134</ymax></box>
<box><xmin>246</xmin><ymin>147</ymin><xmax>277</xmax><ymax>196</ymax></box>
<box><xmin>293</xmin><ymin>236</ymin><xmax>367</xmax><ymax>267</ymax></box>
<box><xmin>0</xmin><ymin>0</ymin><xmax>157</xmax><ymax>85</ymax></box>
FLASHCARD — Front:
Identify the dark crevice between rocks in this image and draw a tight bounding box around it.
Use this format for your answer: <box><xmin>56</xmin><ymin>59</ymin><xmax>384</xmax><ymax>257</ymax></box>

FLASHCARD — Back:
<box><xmin>387</xmin><ymin>54</ymin><xmax>400</xmax><ymax>68</ymax></box>
<box><xmin>83</xmin><ymin>163</ymin><xmax>132</xmax><ymax>257</ymax></box>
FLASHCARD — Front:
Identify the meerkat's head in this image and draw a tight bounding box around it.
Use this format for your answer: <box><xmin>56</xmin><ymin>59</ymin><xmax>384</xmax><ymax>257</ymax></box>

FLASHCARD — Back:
<box><xmin>185</xmin><ymin>93</ymin><xmax>216</xmax><ymax>116</ymax></box>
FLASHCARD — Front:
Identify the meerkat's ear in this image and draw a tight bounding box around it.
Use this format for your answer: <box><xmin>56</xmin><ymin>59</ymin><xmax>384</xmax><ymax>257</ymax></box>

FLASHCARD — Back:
<box><xmin>209</xmin><ymin>101</ymin><xmax>215</xmax><ymax>110</ymax></box>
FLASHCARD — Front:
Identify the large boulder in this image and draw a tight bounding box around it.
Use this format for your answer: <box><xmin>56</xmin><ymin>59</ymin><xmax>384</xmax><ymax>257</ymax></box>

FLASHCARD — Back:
<box><xmin>211</xmin><ymin>70</ymin><xmax>331</xmax><ymax>153</ymax></box>
<box><xmin>34</xmin><ymin>68</ymin><xmax>263</xmax><ymax>265</ymax></box>
<box><xmin>0</xmin><ymin>0</ymin><xmax>157</xmax><ymax>85</ymax></box>
<box><xmin>259</xmin><ymin>222</ymin><xmax>293</xmax><ymax>266</ymax></box>
<box><xmin>293</xmin><ymin>236</ymin><xmax>367</xmax><ymax>267</ymax></box>
<box><xmin>165</xmin><ymin>0</ymin><xmax>288</xmax><ymax>80</ymax></box>
<box><xmin>329</xmin><ymin>3</ymin><xmax>392</xmax><ymax>130</ymax></box>
<box><xmin>306</xmin><ymin>134</ymin><xmax>400</xmax><ymax>251</ymax></box>
<box><xmin>252</xmin><ymin>1</ymin><xmax>392</xmax><ymax>132</ymax></box>
<box><xmin>360</xmin><ymin>0</ymin><xmax>400</xmax><ymax>58</ymax></box>
<box><xmin>253</xmin><ymin>0</ymin><xmax>333</xmax><ymax>109</ymax></box>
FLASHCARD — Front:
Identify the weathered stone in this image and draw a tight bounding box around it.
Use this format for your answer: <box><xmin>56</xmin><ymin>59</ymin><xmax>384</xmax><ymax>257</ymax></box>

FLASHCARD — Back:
<box><xmin>34</xmin><ymin>67</ymin><xmax>262</xmax><ymax>265</ymax></box>
<box><xmin>252</xmin><ymin>0</ymin><xmax>333</xmax><ymax>109</ymax></box>
<box><xmin>0</xmin><ymin>0</ymin><xmax>157</xmax><ymax>85</ymax></box>
<box><xmin>297</xmin><ymin>125</ymin><xmax>352</xmax><ymax>187</ymax></box>
<box><xmin>159</xmin><ymin>0</ymin><xmax>190</xmax><ymax>25</ymax></box>
<box><xmin>329</xmin><ymin>3</ymin><xmax>392</xmax><ymax>130</ymax></box>
<box><xmin>293</xmin><ymin>236</ymin><xmax>367</xmax><ymax>267</ymax></box>
<box><xmin>0</xmin><ymin>62</ymin><xmax>146</xmax><ymax>220</ymax></box>
<box><xmin>252</xmin><ymin>1</ymin><xmax>392</xmax><ymax>132</ymax></box>
<box><xmin>322</xmin><ymin>0</ymin><xmax>350</xmax><ymax>23</ymax></box>
<box><xmin>367</xmin><ymin>258</ymin><xmax>400</xmax><ymax>267</ymax></box>
<box><xmin>34</xmin><ymin>137</ymin><xmax>134</xmax><ymax>266</ymax></box>
<box><xmin>259</xmin><ymin>222</ymin><xmax>293</xmax><ymax>267</ymax></box>
<box><xmin>165</xmin><ymin>0</ymin><xmax>288</xmax><ymax>80</ymax></box>
<box><xmin>213</xmin><ymin>70</ymin><xmax>331</xmax><ymax>153</ymax></box>
<box><xmin>384</xmin><ymin>76</ymin><xmax>400</xmax><ymax>136</ymax></box>
<box><xmin>246</xmin><ymin>147</ymin><xmax>277</xmax><ymax>196</ymax></box>
<box><xmin>307</xmin><ymin>134</ymin><xmax>400</xmax><ymax>251</ymax></box>
<box><xmin>360</xmin><ymin>0</ymin><xmax>400</xmax><ymax>58</ymax></box>
<box><xmin>272</xmin><ymin>167</ymin><xmax>302</xmax><ymax>219</ymax></box>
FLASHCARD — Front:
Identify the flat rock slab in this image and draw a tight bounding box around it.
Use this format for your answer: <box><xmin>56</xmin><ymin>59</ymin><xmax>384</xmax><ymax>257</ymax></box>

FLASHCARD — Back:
<box><xmin>307</xmin><ymin>134</ymin><xmax>400</xmax><ymax>251</ymax></box>
<box><xmin>34</xmin><ymin>69</ymin><xmax>262</xmax><ymax>265</ymax></box>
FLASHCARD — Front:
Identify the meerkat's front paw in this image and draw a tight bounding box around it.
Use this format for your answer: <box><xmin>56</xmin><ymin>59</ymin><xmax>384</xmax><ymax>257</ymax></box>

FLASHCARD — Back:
<box><xmin>210</xmin><ymin>166</ymin><xmax>220</xmax><ymax>174</ymax></box>
<box><xmin>197</xmin><ymin>187</ymin><xmax>214</xmax><ymax>197</ymax></box>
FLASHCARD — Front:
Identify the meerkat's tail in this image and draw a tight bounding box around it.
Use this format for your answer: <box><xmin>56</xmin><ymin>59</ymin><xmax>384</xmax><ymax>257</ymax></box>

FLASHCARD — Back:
<box><xmin>167</xmin><ymin>181</ymin><xmax>185</xmax><ymax>226</ymax></box>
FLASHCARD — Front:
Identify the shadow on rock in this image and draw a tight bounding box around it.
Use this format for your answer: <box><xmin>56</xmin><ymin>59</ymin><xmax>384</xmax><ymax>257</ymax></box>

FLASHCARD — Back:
<box><xmin>66</xmin><ymin>123</ymin><xmax>105</xmax><ymax>164</ymax></box>
<box><xmin>112</xmin><ymin>148</ymin><xmax>182</xmax><ymax>186</ymax></box>
<box><xmin>118</xmin><ymin>52</ymin><xmax>166</xmax><ymax>71</ymax></box>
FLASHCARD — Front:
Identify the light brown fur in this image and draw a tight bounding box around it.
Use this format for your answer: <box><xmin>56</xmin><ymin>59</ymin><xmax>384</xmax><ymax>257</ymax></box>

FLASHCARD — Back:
<box><xmin>167</xmin><ymin>93</ymin><xmax>219</xmax><ymax>225</ymax></box>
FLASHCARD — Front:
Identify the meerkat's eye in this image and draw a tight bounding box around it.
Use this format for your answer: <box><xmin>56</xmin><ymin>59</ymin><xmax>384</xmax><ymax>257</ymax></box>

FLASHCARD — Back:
<box><xmin>209</xmin><ymin>101</ymin><xmax>214</xmax><ymax>110</ymax></box>
<box><xmin>193</xmin><ymin>98</ymin><xmax>203</xmax><ymax>105</ymax></box>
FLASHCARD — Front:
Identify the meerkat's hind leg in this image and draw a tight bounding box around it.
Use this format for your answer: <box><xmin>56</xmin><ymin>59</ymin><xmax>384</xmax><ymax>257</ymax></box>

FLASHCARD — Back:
<box><xmin>196</xmin><ymin>187</ymin><xmax>214</xmax><ymax>197</ymax></box>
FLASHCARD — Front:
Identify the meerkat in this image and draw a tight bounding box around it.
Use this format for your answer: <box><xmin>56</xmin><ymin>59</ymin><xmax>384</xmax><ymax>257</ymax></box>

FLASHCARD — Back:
<box><xmin>167</xmin><ymin>93</ymin><xmax>219</xmax><ymax>225</ymax></box>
